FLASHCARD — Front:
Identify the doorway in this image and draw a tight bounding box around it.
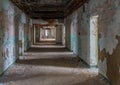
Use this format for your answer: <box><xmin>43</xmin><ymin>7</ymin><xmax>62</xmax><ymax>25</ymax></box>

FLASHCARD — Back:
<box><xmin>90</xmin><ymin>15</ymin><xmax>99</xmax><ymax>67</ymax></box>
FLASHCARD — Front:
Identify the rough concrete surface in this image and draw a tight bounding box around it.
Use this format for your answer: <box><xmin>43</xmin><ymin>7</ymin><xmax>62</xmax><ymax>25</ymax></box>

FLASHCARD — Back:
<box><xmin>0</xmin><ymin>46</ymin><xmax>109</xmax><ymax>85</ymax></box>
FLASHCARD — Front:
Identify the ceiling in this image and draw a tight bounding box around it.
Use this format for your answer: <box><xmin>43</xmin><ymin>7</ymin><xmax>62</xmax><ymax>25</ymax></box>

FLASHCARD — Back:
<box><xmin>10</xmin><ymin>0</ymin><xmax>88</xmax><ymax>19</ymax></box>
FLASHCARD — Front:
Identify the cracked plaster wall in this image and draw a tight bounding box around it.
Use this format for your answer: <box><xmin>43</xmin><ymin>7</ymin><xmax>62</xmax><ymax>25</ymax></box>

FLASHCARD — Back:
<box><xmin>0</xmin><ymin>0</ymin><xmax>31</xmax><ymax>75</ymax></box>
<box><xmin>90</xmin><ymin>0</ymin><xmax>120</xmax><ymax>84</ymax></box>
<box><xmin>65</xmin><ymin>4</ymin><xmax>90</xmax><ymax>64</ymax></box>
<box><xmin>65</xmin><ymin>0</ymin><xmax>120</xmax><ymax>84</ymax></box>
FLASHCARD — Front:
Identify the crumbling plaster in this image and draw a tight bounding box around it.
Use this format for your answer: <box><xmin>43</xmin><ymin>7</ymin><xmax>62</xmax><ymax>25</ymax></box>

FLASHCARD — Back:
<box><xmin>65</xmin><ymin>0</ymin><xmax>120</xmax><ymax>84</ymax></box>
<box><xmin>90</xmin><ymin>0</ymin><xmax>120</xmax><ymax>84</ymax></box>
<box><xmin>0</xmin><ymin>0</ymin><xmax>31</xmax><ymax>75</ymax></box>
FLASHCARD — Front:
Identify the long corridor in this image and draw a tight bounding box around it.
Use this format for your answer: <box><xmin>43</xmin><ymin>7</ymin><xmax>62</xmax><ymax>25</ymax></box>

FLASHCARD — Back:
<box><xmin>0</xmin><ymin>45</ymin><xmax>108</xmax><ymax>85</ymax></box>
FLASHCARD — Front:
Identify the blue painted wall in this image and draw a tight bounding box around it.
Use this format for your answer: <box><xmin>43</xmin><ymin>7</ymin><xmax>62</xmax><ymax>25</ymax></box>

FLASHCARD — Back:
<box><xmin>0</xmin><ymin>0</ymin><xmax>31</xmax><ymax>75</ymax></box>
<box><xmin>65</xmin><ymin>4</ymin><xmax>90</xmax><ymax>64</ymax></box>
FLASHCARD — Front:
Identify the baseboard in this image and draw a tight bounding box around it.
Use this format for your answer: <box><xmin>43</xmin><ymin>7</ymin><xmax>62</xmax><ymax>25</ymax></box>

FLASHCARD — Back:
<box><xmin>0</xmin><ymin>58</ymin><xmax>17</xmax><ymax>77</ymax></box>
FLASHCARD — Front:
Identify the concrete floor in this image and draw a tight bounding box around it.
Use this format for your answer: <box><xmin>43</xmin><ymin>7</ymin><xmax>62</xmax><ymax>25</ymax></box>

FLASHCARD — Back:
<box><xmin>0</xmin><ymin>45</ymin><xmax>109</xmax><ymax>85</ymax></box>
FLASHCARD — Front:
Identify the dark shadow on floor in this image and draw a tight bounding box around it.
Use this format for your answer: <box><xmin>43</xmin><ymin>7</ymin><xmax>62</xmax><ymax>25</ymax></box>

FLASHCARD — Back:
<box><xmin>23</xmin><ymin>47</ymin><xmax>85</xmax><ymax>68</ymax></box>
<box><xmin>27</xmin><ymin>47</ymin><xmax>70</xmax><ymax>52</ymax></box>
<box><xmin>0</xmin><ymin>71</ymin><xmax>74</xmax><ymax>83</ymax></box>
<box><xmin>16</xmin><ymin>57</ymin><xmax>82</xmax><ymax>68</ymax></box>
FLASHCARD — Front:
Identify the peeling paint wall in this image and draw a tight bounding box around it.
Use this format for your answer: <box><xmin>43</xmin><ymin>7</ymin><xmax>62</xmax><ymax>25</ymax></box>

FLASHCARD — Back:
<box><xmin>64</xmin><ymin>4</ymin><xmax>90</xmax><ymax>64</ymax></box>
<box><xmin>19</xmin><ymin>13</ymin><xmax>32</xmax><ymax>55</ymax></box>
<box><xmin>19</xmin><ymin>13</ymin><xmax>25</xmax><ymax>55</ymax></box>
<box><xmin>89</xmin><ymin>0</ymin><xmax>120</xmax><ymax>84</ymax></box>
<box><xmin>79</xmin><ymin>4</ymin><xmax>90</xmax><ymax>64</ymax></box>
<box><xmin>65</xmin><ymin>0</ymin><xmax>120</xmax><ymax>84</ymax></box>
<box><xmin>23</xmin><ymin>17</ymin><xmax>31</xmax><ymax>51</ymax></box>
<box><xmin>0</xmin><ymin>0</ymin><xmax>17</xmax><ymax>74</ymax></box>
<box><xmin>0</xmin><ymin>0</ymin><xmax>31</xmax><ymax>75</ymax></box>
